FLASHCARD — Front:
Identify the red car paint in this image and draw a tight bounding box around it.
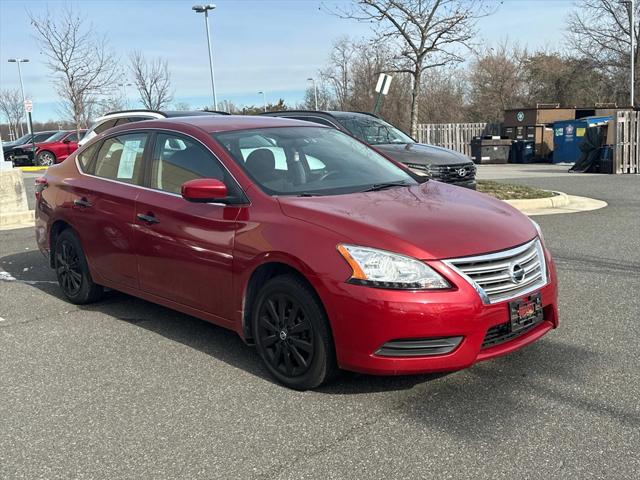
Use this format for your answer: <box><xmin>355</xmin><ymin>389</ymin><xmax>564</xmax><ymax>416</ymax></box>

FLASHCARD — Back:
<box><xmin>35</xmin><ymin>130</ymin><xmax>86</xmax><ymax>163</ymax></box>
<box><xmin>35</xmin><ymin>116</ymin><xmax>558</xmax><ymax>376</ymax></box>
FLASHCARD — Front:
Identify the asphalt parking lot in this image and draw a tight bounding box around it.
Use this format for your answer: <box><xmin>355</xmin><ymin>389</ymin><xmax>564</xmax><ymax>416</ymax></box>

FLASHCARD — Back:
<box><xmin>1</xmin><ymin>168</ymin><xmax>639</xmax><ymax>479</ymax></box>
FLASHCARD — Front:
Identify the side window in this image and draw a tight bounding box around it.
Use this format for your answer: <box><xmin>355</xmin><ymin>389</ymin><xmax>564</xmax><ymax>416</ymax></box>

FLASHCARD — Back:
<box><xmin>150</xmin><ymin>133</ymin><xmax>227</xmax><ymax>195</ymax></box>
<box><xmin>66</xmin><ymin>132</ymin><xmax>79</xmax><ymax>142</ymax></box>
<box><xmin>93</xmin><ymin>133</ymin><xmax>148</xmax><ymax>185</ymax></box>
<box><xmin>77</xmin><ymin>143</ymin><xmax>99</xmax><ymax>173</ymax></box>
<box><xmin>291</xmin><ymin>116</ymin><xmax>336</xmax><ymax>128</ymax></box>
<box><xmin>93</xmin><ymin>119</ymin><xmax>118</xmax><ymax>135</ymax></box>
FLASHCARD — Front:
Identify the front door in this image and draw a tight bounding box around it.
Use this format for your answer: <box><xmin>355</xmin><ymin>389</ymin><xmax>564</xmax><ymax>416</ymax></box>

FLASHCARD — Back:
<box><xmin>134</xmin><ymin>132</ymin><xmax>242</xmax><ymax>321</ymax></box>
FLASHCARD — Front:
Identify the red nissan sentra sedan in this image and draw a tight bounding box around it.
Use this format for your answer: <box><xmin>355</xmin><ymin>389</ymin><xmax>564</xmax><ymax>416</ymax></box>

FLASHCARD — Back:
<box><xmin>35</xmin><ymin>116</ymin><xmax>559</xmax><ymax>389</ymax></box>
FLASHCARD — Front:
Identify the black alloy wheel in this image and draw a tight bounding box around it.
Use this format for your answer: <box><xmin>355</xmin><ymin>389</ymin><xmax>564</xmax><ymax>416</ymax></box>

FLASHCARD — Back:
<box><xmin>253</xmin><ymin>275</ymin><xmax>337</xmax><ymax>390</ymax></box>
<box><xmin>54</xmin><ymin>229</ymin><xmax>103</xmax><ymax>304</ymax></box>
<box><xmin>56</xmin><ymin>239</ymin><xmax>82</xmax><ymax>296</ymax></box>
<box><xmin>257</xmin><ymin>293</ymin><xmax>315</xmax><ymax>377</ymax></box>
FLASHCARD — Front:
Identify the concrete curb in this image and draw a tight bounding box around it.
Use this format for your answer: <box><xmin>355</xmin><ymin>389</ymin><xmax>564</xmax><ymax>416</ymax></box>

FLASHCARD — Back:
<box><xmin>0</xmin><ymin>211</ymin><xmax>35</xmax><ymax>231</ymax></box>
<box><xmin>504</xmin><ymin>191</ymin><xmax>607</xmax><ymax>216</ymax></box>
<box><xmin>504</xmin><ymin>191</ymin><xmax>570</xmax><ymax>210</ymax></box>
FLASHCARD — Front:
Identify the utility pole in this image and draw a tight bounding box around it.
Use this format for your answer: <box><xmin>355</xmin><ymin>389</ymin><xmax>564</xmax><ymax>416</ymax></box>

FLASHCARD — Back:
<box><xmin>632</xmin><ymin>0</ymin><xmax>635</xmax><ymax>107</ymax></box>
<box><xmin>623</xmin><ymin>0</ymin><xmax>636</xmax><ymax>106</ymax></box>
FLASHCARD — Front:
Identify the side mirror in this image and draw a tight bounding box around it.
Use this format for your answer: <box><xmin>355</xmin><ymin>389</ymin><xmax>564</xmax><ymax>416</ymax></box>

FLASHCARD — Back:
<box><xmin>181</xmin><ymin>178</ymin><xmax>228</xmax><ymax>203</ymax></box>
<box><xmin>62</xmin><ymin>139</ymin><xmax>71</xmax><ymax>144</ymax></box>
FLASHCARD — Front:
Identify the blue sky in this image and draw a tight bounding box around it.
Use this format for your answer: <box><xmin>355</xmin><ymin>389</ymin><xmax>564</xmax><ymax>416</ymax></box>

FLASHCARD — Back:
<box><xmin>0</xmin><ymin>0</ymin><xmax>575</xmax><ymax>122</ymax></box>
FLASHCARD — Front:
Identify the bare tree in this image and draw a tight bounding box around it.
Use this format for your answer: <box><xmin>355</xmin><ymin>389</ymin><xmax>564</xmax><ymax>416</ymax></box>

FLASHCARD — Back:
<box><xmin>566</xmin><ymin>0</ymin><xmax>639</xmax><ymax>104</ymax></box>
<box><xmin>129</xmin><ymin>51</ymin><xmax>173</xmax><ymax>110</ymax></box>
<box><xmin>332</xmin><ymin>0</ymin><xmax>491</xmax><ymax>136</ymax></box>
<box><xmin>30</xmin><ymin>6</ymin><xmax>117</xmax><ymax>131</ymax></box>
<box><xmin>467</xmin><ymin>43</ymin><xmax>526</xmax><ymax>122</ymax></box>
<box><xmin>322</xmin><ymin>37</ymin><xmax>357</xmax><ymax>109</ymax></box>
<box><xmin>0</xmin><ymin>89</ymin><xmax>25</xmax><ymax>139</ymax></box>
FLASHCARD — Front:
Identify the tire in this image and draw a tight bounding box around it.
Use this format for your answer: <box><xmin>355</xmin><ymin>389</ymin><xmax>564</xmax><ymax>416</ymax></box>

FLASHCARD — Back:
<box><xmin>37</xmin><ymin>150</ymin><xmax>56</xmax><ymax>166</ymax></box>
<box><xmin>252</xmin><ymin>274</ymin><xmax>338</xmax><ymax>390</ymax></box>
<box><xmin>54</xmin><ymin>229</ymin><xmax>103</xmax><ymax>304</ymax></box>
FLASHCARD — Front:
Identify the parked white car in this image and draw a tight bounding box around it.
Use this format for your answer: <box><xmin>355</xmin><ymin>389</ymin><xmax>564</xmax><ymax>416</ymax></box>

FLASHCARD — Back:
<box><xmin>79</xmin><ymin>109</ymin><xmax>226</xmax><ymax>146</ymax></box>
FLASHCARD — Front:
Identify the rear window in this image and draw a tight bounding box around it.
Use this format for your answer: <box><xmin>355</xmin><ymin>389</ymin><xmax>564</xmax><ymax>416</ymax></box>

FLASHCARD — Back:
<box><xmin>77</xmin><ymin>144</ymin><xmax>99</xmax><ymax>172</ymax></box>
<box><xmin>93</xmin><ymin>133</ymin><xmax>148</xmax><ymax>185</ymax></box>
<box><xmin>93</xmin><ymin>119</ymin><xmax>117</xmax><ymax>135</ymax></box>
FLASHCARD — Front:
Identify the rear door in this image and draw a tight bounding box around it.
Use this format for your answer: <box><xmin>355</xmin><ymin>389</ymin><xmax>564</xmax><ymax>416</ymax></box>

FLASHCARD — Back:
<box><xmin>68</xmin><ymin>132</ymin><xmax>149</xmax><ymax>288</ymax></box>
<box><xmin>134</xmin><ymin>131</ymin><xmax>242</xmax><ymax>321</ymax></box>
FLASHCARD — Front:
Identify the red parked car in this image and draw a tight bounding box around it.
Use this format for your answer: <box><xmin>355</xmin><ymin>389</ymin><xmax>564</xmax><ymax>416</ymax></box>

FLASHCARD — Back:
<box><xmin>33</xmin><ymin>129</ymin><xmax>86</xmax><ymax>166</ymax></box>
<box><xmin>35</xmin><ymin>116</ymin><xmax>559</xmax><ymax>389</ymax></box>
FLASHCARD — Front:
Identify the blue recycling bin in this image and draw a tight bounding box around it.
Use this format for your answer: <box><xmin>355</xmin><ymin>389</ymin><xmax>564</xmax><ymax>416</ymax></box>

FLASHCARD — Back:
<box><xmin>553</xmin><ymin>116</ymin><xmax>611</xmax><ymax>164</ymax></box>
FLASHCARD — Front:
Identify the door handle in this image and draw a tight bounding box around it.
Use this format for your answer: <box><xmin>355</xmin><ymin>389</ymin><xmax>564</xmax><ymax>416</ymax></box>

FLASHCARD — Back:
<box><xmin>73</xmin><ymin>197</ymin><xmax>92</xmax><ymax>208</ymax></box>
<box><xmin>137</xmin><ymin>213</ymin><xmax>160</xmax><ymax>225</ymax></box>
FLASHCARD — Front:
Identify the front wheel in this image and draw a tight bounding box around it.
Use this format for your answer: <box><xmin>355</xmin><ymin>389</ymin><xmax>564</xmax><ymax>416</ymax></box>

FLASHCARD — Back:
<box><xmin>252</xmin><ymin>274</ymin><xmax>337</xmax><ymax>390</ymax></box>
<box><xmin>36</xmin><ymin>150</ymin><xmax>56</xmax><ymax>166</ymax></box>
<box><xmin>54</xmin><ymin>229</ymin><xmax>103</xmax><ymax>304</ymax></box>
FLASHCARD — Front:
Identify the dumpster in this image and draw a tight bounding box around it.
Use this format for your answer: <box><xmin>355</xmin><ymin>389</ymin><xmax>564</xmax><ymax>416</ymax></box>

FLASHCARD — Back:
<box><xmin>509</xmin><ymin>140</ymin><xmax>535</xmax><ymax>163</ymax></box>
<box><xmin>470</xmin><ymin>137</ymin><xmax>512</xmax><ymax>164</ymax></box>
<box><xmin>553</xmin><ymin>116</ymin><xmax>611</xmax><ymax>164</ymax></box>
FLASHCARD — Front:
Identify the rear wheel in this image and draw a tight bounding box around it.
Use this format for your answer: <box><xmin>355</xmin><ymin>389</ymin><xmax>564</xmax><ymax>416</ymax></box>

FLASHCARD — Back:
<box><xmin>252</xmin><ymin>274</ymin><xmax>337</xmax><ymax>390</ymax></box>
<box><xmin>37</xmin><ymin>150</ymin><xmax>56</xmax><ymax>166</ymax></box>
<box><xmin>54</xmin><ymin>229</ymin><xmax>103</xmax><ymax>304</ymax></box>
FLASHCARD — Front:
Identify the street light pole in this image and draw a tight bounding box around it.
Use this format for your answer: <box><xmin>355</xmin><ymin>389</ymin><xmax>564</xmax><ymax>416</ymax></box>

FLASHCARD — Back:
<box><xmin>117</xmin><ymin>82</ymin><xmax>133</xmax><ymax>109</ymax></box>
<box><xmin>307</xmin><ymin>77</ymin><xmax>318</xmax><ymax>110</ymax></box>
<box><xmin>258</xmin><ymin>91</ymin><xmax>266</xmax><ymax>112</ymax></box>
<box><xmin>193</xmin><ymin>4</ymin><xmax>218</xmax><ymax>109</ymax></box>
<box><xmin>7</xmin><ymin>58</ymin><xmax>31</xmax><ymax>135</ymax></box>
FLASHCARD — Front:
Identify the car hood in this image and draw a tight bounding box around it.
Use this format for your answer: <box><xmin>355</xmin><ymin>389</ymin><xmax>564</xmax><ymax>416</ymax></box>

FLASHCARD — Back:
<box><xmin>374</xmin><ymin>143</ymin><xmax>471</xmax><ymax>166</ymax></box>
<box><xmin>278</xmin><ymin>181</ymin><xmax>536</xmax><ymax>260</ymax></box>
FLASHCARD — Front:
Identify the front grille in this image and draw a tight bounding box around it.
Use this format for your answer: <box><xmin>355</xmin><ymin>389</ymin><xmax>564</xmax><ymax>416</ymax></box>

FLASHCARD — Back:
<box><xmin>443</xmin><ymin>239</ymin><xmax>547</xmax><ymax>304</ymax></box>
<box><xmin>430</xmin><ymin>163</ymin><xmax>476</xmax><ymax>183</ymax></box>
<box><xmin>482</xmin><ymin>316</ymin><xmax>544</xmax><ymax>349</ymax></box>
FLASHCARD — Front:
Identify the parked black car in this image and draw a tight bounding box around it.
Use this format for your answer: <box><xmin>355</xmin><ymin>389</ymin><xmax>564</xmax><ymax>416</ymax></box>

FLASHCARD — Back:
<box><xmin>261</xmin><ymin>110</ymin><xmax>476</xmax><ymax>189</ymax></box>
<box><xmin>3</xmin><ymin>130</ymin><xmax>60</xmax><ymax>164</ymax></box>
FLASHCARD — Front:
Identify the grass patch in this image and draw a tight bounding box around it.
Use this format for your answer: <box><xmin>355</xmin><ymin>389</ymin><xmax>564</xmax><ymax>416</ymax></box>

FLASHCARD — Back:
<box><xmin>477</xmin><ymin>180</ymin><xmax>555</xmax><ymax>200</ymax></box>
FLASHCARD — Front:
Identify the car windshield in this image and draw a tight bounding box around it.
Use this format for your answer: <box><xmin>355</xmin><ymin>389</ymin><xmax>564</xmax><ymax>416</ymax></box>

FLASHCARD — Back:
<box><xmin>10</xmin><ymin>133</ymin><xmax>32</xmax><ymax>144</ymax></box>
<box><xmin>43</xmin><ymin>131</ymin><xmax>67</xmax><ymax>142</ymax></box>
<box><xmin>213</xmin><ymin>126</ymin><xmax>416</xmax><ymax>196</ymax></box>
<box><xmin>336</xmin><ymin>115</ymin><xmax>414</xmax><ymax>145</ymax></box>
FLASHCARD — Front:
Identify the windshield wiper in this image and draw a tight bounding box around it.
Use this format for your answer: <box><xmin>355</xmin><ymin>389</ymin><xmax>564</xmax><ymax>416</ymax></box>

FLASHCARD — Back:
<box><xmin>361</xmin><ymin>181</ymin><xmax>410</xmax><ymax>192</ymax></box>
<box><xmin>296</xmin><ymin>192</ymin><xmax>324</xmax><ymax>197</ymax></box>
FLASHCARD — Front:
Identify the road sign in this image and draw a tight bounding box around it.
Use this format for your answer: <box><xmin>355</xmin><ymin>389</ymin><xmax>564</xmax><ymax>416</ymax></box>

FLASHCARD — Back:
<box><xmin>24</xmin><ymin>100</ymin><xmax>33</xmax><ymax>113</ymax></box>
<box><xmin>375</xmin><ymin>73</ymin><xmax>393</xmax><ymax>95</ymax></box>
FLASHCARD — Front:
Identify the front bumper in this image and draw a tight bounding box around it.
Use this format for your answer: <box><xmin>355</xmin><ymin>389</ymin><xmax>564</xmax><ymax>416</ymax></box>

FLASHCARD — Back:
<box><xmin>320</xmin><ymin>250</ymin><xmax>558</xmax><ymax>375</ymax></box>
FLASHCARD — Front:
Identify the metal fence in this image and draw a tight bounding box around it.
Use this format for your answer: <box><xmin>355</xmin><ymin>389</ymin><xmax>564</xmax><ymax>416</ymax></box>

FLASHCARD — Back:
<box><xmin>416</xmin><ymin>123</ymin><xmax>501</xmax><ymax>157</ymax></box>
<box><xmin>614</xmin><ymin>110</ymin><xmax>640</xmax><ymax>174</ymax></box>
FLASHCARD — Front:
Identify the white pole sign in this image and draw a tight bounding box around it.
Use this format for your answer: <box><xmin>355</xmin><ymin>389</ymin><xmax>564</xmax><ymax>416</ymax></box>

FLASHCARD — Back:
<box><xmin>24</xmin><ymin>99</ymin><xmax>33</xmax><ymax>113</ymax></box>
<box><xmin>375</xmin><ymin>73</ymin><xmax>393</xmax><ymax>95</ymax></box>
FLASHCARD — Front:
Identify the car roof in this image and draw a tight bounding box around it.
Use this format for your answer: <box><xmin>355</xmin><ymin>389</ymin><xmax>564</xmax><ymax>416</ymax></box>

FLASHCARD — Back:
<box><xmin>261</xmin><ymin>110</ymin><xmax>380</xmax><ymax>120</ymax></box>
<box><xmin>102</xmin><ymin>109</ymin><xmax>227</xmax><ymax>118</ymax></box>
<box><xmin>115</xmin><ymin>115</ymin><xmax>326</xmax><ymax>133</ymax></box>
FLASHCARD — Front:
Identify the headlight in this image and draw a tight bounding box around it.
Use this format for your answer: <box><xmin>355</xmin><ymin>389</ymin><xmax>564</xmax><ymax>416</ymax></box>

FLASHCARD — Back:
<box><xmin>405</xmin><ymin>162</ymin><xmax>431</xmax><ymax>177</ymax></box>
<box><xmin>337</xmin><ymin>244</ymin><xmax>450</xmax><ymax>290</ymax></box>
